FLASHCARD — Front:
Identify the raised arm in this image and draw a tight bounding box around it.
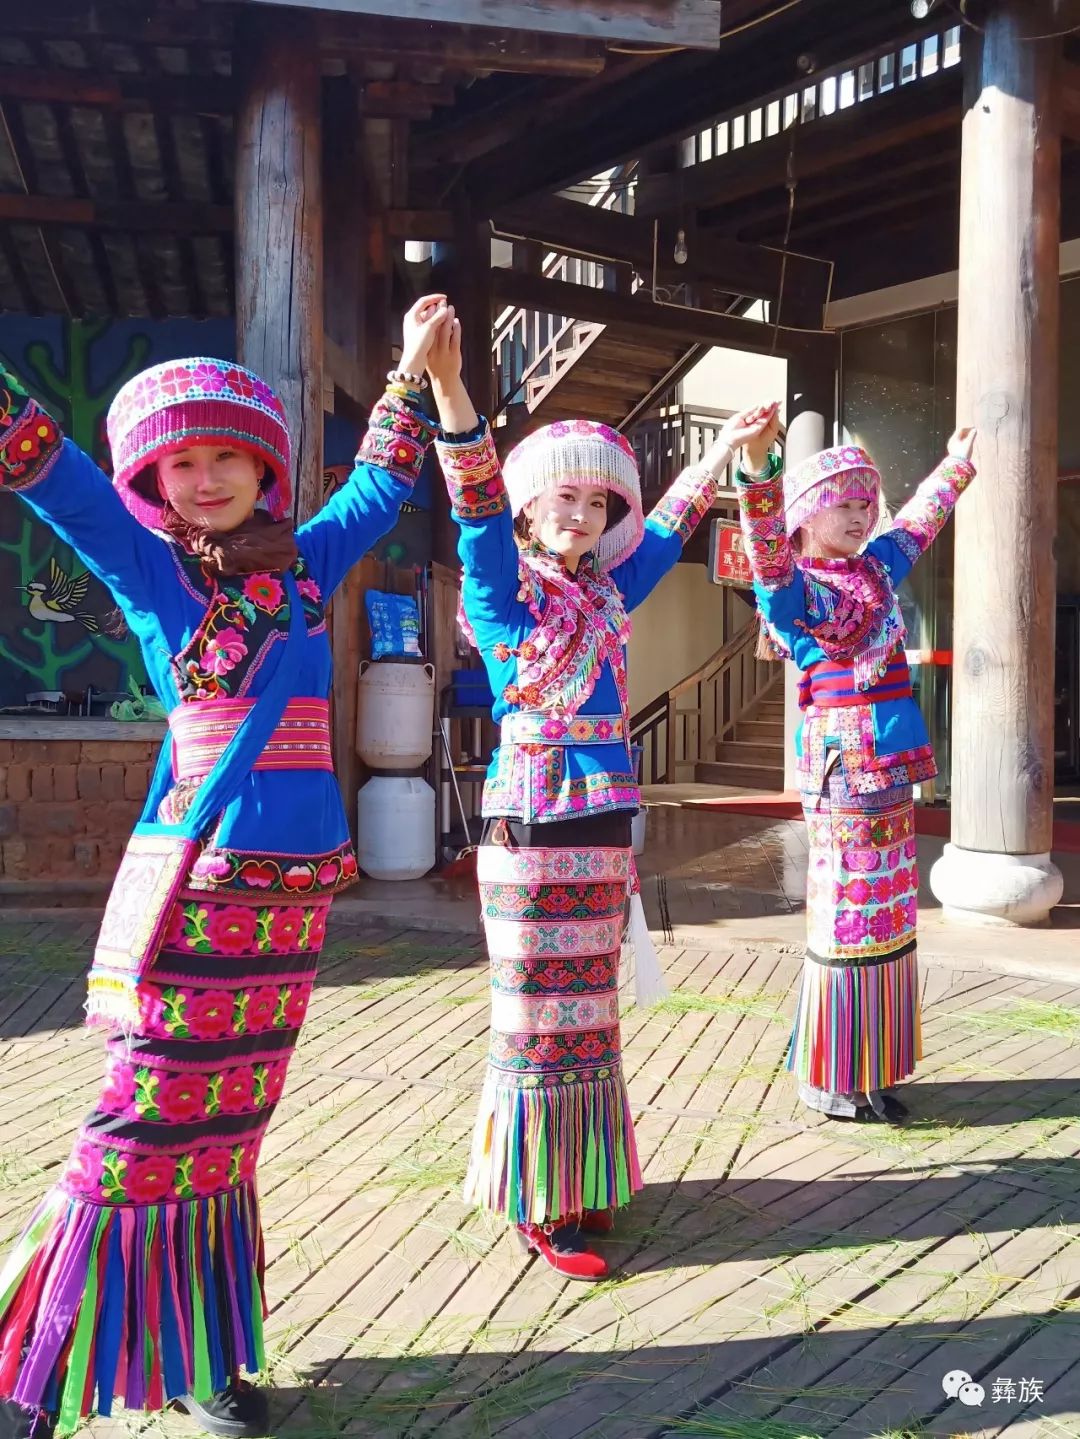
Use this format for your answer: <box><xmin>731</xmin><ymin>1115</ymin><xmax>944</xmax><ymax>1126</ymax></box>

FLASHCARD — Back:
<box><xmin>296</xmin><ymin>389</ymin><xmax>438</xmax><ymax>596</ymax></box>
<box><xmin>870</xmin><ymin>426</ymin><xmax>977</xmax><ymax>584</ymax></box>
<box><xmin>296</xmin><ymin>296</ymin><xmax>447</xmax><ymax>595</ymax></box>
<box><xmin>428</xmin><ymin>306</ymin><xmax>523</xmax><ymax>634</ymax></box>
<box><xmin>612</xmin><ymin>405</ymin><xmax>784</xmax><ymax>610</ymax></box>
<box><xmin>0</xmin><ymin>369</ymin><xmax>176</xmax><ymax>617</ymax></box>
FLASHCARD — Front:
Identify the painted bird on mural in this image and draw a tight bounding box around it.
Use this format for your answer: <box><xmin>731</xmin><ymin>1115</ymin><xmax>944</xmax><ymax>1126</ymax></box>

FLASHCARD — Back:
<box><xmin>19</xmin><ymin>558</ymin><xmax>99</xmax><ymax>632</ymax></box>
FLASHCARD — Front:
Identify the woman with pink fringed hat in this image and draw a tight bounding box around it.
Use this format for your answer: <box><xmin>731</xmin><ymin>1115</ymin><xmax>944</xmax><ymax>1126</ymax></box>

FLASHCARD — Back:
<box><xmin>0</xmin><ymin>297</ymin><xmax>448</xmax><ymax>1439</ymax></box>
<box><xmin>734</xmin><ymin>407</ymin><xmax>977</xmax><ymax>1125</ymax></box>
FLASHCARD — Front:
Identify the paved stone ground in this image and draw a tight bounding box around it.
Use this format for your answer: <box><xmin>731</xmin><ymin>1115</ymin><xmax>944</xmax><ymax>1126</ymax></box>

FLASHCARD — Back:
<box><xmin>0</xmin><ymin>899</ymin><xmax>1078</xmax><ymax>1438</ymax></box>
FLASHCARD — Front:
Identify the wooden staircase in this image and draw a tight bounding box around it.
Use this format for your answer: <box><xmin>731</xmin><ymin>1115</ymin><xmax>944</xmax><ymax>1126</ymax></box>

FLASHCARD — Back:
<box><xmin>694</xmin><ymin>679</ymin><xmax>785</xmax><ymax>791</ymax></box>
<box><xmin>523</xmin><ymin>322</ymin><xmax>697</xmax><ymax>432</ymax></box>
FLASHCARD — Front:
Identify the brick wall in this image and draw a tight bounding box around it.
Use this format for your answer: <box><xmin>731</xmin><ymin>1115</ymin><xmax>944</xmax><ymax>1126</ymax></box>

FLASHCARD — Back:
<box><xmin>0</xmin><ymin>726</ymin><xmax>166</xmax><ymax>896</ymax></box>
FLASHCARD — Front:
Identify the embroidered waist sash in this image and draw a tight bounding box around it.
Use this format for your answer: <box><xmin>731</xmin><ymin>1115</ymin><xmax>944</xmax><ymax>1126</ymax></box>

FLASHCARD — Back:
<box><xmin>799</xmin><ymin>656</ymin><xmax>912</xmax><ymax>712</ymax></box>
<box><xmin>500</xmin><ymin>712</ymin><xmax>626</xmax><ymax>746</ymax></box>
<box><xmin>170</xmin><ymin>697</ymin><xmax>333</xmax><ymax>780</ymax></box>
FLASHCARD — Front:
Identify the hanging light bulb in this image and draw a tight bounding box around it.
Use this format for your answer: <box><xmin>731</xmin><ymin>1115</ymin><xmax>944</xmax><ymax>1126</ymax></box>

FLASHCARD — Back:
<box><xmin>910</xmin><ymin>0</ymin><xmax>939</xmax><ymax>18</ymax></box>
<box><xmin>673</xmin><ymin>228</ymin><xmax>689</xmax><ymax>266</ymax></box>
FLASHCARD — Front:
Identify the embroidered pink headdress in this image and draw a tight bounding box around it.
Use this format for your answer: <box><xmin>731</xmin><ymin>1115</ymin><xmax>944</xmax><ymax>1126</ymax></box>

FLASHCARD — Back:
<box><xmin>106</xmin><ymin>358</ymin><xmax>292</xmax><ymax>528</ymax></box>
<box><xmin>503</xmin><ymin>418</ymin><xmax>645</xmax><ymax>570</ymax></box>
<box><xmin>784</xmin><ymin>444</ymin><xmax>880</xmax><ymax>538</ymax></box>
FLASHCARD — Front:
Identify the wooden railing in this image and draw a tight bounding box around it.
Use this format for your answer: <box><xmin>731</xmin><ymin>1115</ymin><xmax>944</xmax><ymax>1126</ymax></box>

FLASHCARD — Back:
<box><xmin>630</xmin><ymin>618</ymin><xmax>778</xmax><ymax>785</ymax></box>
<box><xmin>632</xmin><ymin>403</ymin><xmax>786</xmax><ymax>499</ymax></box>
<box><xmin>677</xmin><ymin>24</ymin><xmax>961</xmax><ymax>169</ymax></box>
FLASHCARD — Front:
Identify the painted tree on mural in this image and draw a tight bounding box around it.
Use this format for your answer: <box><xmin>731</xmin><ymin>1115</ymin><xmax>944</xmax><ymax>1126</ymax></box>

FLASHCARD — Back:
<box><xmin>0</xmin><ymin>322</ymin><xmax>151</xmax><ymax>701</ymax></box>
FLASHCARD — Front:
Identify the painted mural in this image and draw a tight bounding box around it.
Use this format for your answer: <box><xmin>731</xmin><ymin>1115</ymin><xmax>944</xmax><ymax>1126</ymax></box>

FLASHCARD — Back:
<box><xmin>0</xmin><ymin>318</ymin><xmax>432</xmax><ymax>711</ymax></box>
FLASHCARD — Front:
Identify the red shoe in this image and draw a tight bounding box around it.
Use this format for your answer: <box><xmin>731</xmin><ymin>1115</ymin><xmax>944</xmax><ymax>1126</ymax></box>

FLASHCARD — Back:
<box><xmin>517</xmin><ymin>1223</ymin><xmax>609</xmax><ymax>1280</ymax></box>
<box><xmin>579</xmin><ymin>1208</ymin><xmax>615</xmax><ymax>1234</ymax></box>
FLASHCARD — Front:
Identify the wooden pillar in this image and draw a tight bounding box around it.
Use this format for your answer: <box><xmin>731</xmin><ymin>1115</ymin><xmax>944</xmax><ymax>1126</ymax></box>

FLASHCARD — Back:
<box><xmin>235</xmin><ymin>11</ymin><xmax>324</xmax><ymax>524</ymax></box>
<box><xmin>929</xmin><ymin>0</ymin><xmax>1064</xmax><ymax>924</ymax></box>
<box><xmin>430</xmin><ymin>209</ymin><xmax>493</xmax><ymax>568</ymax></box>
<box><xmin>782</xmin><ymin>349</ymin><xmax>836</xmax><ymax>793</ymax></box>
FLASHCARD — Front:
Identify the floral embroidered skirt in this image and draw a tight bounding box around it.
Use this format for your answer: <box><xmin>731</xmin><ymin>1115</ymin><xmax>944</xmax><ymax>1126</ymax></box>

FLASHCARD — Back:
<box><xmin>0</xmin><ymin>881</ymin><xmax>331</xmax><ymax>1432</ymax></box>
<box><xmin>788</xmin><ymin>763</ymin><xmax>922</xmax><ymax>1095</ymax></box>
<box><xmin>466</xmin><ymin>814</ymin><xmax>642</xmax><ymax>1228</ymax></box>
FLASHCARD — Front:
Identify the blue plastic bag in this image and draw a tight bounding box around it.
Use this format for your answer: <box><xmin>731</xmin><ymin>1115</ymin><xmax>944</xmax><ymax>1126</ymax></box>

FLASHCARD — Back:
<box><xmin>366</xmin><ymin>590</ymin><xmax>422</xmax><ymax>659</ymax></box>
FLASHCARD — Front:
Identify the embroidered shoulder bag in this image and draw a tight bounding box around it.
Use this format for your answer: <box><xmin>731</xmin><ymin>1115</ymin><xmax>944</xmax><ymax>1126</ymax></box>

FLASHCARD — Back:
<box><xmin>87</xmin><ymin>570</ymin><xmax>306</xmax><ymax>1031</ymax></box>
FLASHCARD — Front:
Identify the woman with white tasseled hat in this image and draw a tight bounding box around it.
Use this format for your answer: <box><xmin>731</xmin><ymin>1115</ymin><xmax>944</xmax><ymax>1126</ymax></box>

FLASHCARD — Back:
<box><xmin>424</xmin><ymin>300</ymin><xmax>777</xmax><ymax>1279</ymax></box>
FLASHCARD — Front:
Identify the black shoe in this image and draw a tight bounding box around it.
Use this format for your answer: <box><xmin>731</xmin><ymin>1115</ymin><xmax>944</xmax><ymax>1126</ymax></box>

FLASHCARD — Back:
<box><xmin>174</xmin><ymin>1382</ymin><xmax>271</xmax><ymax>1438</ymax></box>
<box><xmin>876</xmin><ymin>1093</ymin><xmax>910</xmax><ymax>1123</ymax></box>
<box><xmin>0</xmin><ymin>1401</ymin><xmax>56</xmax><ymax>1439</ymax></box>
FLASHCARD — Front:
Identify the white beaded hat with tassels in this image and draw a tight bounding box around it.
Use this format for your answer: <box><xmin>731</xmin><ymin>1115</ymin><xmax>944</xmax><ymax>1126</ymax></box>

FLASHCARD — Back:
<box><xmin>503</xmin><ymin>418</ymin><xmax>646</xmax><ymax>571</ymax></box>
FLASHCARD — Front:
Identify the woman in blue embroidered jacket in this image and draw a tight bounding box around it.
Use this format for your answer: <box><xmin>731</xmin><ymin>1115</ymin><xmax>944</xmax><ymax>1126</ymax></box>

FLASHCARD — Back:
<box><xmin>0</xmin><ymin>297</ymin><xmax>447</xmax><ymax>1439</ymax></box>
<box><xmin>735</xmin><ymin>414</ymin><xmax>977</xmax><ymax>1125</ymax></box>
<box><xmin>425</xmin><ymin>303</ymin><xmax>776</xmax><ymax>1279</ymax></box>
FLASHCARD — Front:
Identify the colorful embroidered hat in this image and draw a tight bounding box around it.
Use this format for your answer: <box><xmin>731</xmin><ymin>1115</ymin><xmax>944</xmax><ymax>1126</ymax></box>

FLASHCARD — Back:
<box><xmin>106</xmin><ymin>357</ymin><xmax>292</xmax><ymax>527</ymax></box>
<box><xmin>503</xmin><ymin>418</ymin><xmax>645</xmax><ymax>570</ymax></box>
<box><xmin>783</xmin><ymin>443</ymin><xmax>880</xmax><ymax>538</ymax></box>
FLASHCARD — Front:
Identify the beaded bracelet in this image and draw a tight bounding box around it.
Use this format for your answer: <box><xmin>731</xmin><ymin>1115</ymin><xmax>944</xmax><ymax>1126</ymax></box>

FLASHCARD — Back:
<box><xmin>387</xmin><ymin>368</ymin><xmax>429</xmax><ymax>391</ymax></box>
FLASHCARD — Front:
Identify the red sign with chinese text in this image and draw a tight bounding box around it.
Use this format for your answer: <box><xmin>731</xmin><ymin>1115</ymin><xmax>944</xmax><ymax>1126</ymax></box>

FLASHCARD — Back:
<box><xmin>708</xmin><ymin>519</ymin><xmax>753</xmax><ymax>588</ymax></box>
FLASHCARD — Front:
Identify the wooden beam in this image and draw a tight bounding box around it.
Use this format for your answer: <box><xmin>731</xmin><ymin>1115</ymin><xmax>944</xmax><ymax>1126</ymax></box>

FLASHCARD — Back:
<box><xmin>233</xmin><ymin>0</ymin><xmax>723</xmax><ymax>49</ymax></box>
<box><xmin>638</xmin><ymin>67</ymin><xmax>963</xmax><ymax>215</ymax></box>
<box><xmin>465</xmin><ymin>2</ymin><xmax>938</xmax><ymax>209</ymax></box>
<box><xmin>414</xmin><ymin>56</ymin><xmax>656</xmax><ymax>169</ymax></box>
<box><xmin>0</xmin><ymin>66</ymin><xmax>234</xmax><ymax>114</ymax></box>
<box><xmin>236</xmin><ymin>10</ymin><xmax>324</xmax><ymax>524</ymax></box>
<box><xmin>0</xmin><ymin>0</ymin><xmax>233</xmax><ymax>45</ymax></box>
<box><xmin>0</xmin><ymin>194</ymin><xmax>232</xmax><ymax>233</ymax></box>
<box><xmin>490</xmin><ymin>267</ymin><xmax>833</xmax><ymax>357</ymax></box>
<box><xmin>492</xmin><ymin>195</ymin><xmax>830</xmax><ymax>308</ymax></box>
<box><xmin>320</xmin><ymin>16</ymin><xmax>607</xmax><ymax>74</ymax></box>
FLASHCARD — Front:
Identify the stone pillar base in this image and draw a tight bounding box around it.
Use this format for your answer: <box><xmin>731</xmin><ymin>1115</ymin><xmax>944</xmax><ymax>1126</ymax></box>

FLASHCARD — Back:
<box><xmin>929</xmin><ymin>844</ymin><xmax>1064</xmax><ymax>927</ymax></box>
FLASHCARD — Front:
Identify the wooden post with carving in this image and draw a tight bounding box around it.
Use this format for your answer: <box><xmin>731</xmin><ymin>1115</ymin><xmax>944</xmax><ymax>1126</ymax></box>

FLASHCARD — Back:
<box><xmin>930</xmin><ymin>0</ymin><xmax>1064</xmax><ymax>924</ymax></box>
<box><xmin>235</xmin><ymin>10</ymin><xmax>324</xmax><ymax>524</ymax></box>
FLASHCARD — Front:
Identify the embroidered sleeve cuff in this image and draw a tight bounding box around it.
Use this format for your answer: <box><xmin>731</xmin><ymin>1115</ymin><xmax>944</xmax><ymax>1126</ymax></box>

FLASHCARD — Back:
<box><xmin>649</xmin><ymin>465</ymin><xmax>720</xmax><ymax>544</ymax></box>
<box><xmin>356</xmin><ymin>390</ymin><xmax>438</xmax><ymax>487</ymax></box>
<box><xmin>0</xmin><ymin>394</ymin><xmax>64</xmax><ymax>492</ymax></box>
<box><xmin>891</xmin><ymin>455</ymin><xmax>976</xmax><ymax>562</ymax></box>
<box><xmin>734</xmin><ymin>459</ymin><xmax>793</xmax><ymax>590</ymax></box>
<box><xmin>435</xmin><ymin>421</ymin><xmax>508</xmax><ymax>521</ymax></box>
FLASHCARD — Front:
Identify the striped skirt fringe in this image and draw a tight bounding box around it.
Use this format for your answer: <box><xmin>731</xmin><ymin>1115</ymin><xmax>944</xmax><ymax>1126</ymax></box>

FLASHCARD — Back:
<box><xmin>788</xmin><ymin>762</ymin><xmax>923</xmax><ymax>1094</ymax></box>
<box><xmin>466</xmin><ymin>839</ymin><xmax>642</xmax><ymax>1227</ymax></box>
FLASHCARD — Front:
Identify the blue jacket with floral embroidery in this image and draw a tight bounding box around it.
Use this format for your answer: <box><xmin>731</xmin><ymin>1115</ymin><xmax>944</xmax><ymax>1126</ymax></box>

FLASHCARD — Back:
<box><xmin>436</xmin><ymin>421</ymin><xmax>722</xmax><ymax>824</ymax></box>
<box><xmin>0</xmin><ymin>391</ymin><xmax>436</xmax><ymax>894</ymax></box>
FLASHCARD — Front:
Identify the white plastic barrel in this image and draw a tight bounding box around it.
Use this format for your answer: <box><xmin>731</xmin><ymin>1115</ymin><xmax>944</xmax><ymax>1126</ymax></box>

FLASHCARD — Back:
<box><xmin>357</xmin><ymin>776</ymin><xmax>435</xmax><ymax>880</ymax></box>
<box><xmin>355</xmin><ymin>659</ymin><xmax>435</xmax><ymax>769</ymax></box>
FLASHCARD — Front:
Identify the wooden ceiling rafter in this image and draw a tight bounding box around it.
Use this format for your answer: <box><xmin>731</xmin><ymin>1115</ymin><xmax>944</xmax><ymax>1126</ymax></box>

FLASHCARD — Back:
<box><xmin>230</xmin><ymin>0</ymin><xmax>724</xmax><ymax>50</ymax></box>
<box><xmin>638</xmin><ymin>67</ymin><xmax>964</xmax><ymax>215</ymax></box>
<box><xmin>490</xmin><ymin>266</ymin><xmax>833</xmax><ymax>358</ymax></box>
<box><xmin>491</xmin><ymin>193</ymin><xmax>831</xmax><ymax>310</ymax></box>
<box><xmin>462</xmin><ymin>0</ymin><xmax>933</xmax><ymax>210</ymax></box>
<box><xmin>0</xmin><ymin>61</ymin><xmax>79</xmax><ymax>319</ymax></box>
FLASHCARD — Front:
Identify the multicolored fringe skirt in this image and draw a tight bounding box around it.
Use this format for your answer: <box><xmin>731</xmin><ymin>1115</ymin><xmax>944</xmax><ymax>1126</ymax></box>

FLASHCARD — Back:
<box><xmin>466</xmin><ymin>814</ymin><xmax>642</xmax><ymax>1227</ymax></box>
<box><xmin>788</xmin><ymin>762</ymin><xmax>922</xmax><ymax>1095</ymax></box>
<box><xmin>0</xmin><ymin>881</ymin><xmax>331</xmax><ymax>1432</ymax></box>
